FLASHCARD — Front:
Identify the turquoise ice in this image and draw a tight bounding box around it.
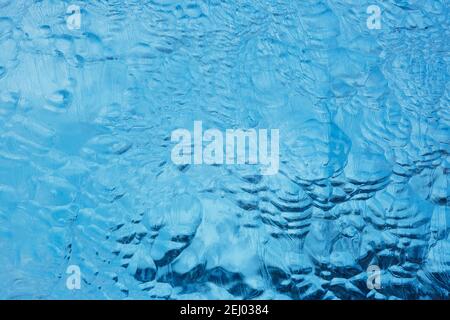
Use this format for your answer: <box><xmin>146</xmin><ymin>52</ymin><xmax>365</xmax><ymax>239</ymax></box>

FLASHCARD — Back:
<box><xmin>0</xmin><ymin>0</ymin><xmax>448</xmax><ymax>299</ymax></box>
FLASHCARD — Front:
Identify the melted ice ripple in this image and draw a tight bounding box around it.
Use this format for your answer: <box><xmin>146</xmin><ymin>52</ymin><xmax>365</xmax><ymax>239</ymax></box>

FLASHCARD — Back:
<box><xmin>0</xmin><ymin>0</ymin><xmax>448</xmax><ymax>299</ymax></box>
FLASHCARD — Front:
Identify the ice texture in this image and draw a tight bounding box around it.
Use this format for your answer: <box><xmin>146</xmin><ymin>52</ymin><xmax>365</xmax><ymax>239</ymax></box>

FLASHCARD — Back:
<box><xmin>0</xmin><ymin>0</ymin><xmax>449</xmax><ymax>300</ymax></box>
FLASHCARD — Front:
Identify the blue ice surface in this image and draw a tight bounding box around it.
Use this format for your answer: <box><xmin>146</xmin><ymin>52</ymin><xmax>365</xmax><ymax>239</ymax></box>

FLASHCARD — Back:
<box><xmin>0</xmin><ymin>0</ymin><xmax>449</xmax><ymax>300</ymax></box>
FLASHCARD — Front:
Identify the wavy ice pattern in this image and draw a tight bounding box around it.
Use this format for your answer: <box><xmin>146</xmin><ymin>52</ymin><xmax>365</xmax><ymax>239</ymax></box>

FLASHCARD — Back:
<box><xmin>0</xmin><ymin>0</ymin><xmax>448</xmax><ymax>300</ymax></box>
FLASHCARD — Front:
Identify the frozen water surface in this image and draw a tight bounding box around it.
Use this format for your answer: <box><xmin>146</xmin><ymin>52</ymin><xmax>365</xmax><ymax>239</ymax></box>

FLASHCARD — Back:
<box><xmin>0</xmin><ymin>0</ymin><xmax>449</xmax><ymax>299</ymax></box>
